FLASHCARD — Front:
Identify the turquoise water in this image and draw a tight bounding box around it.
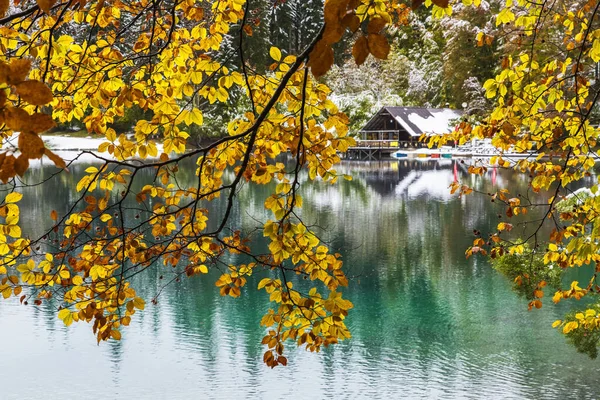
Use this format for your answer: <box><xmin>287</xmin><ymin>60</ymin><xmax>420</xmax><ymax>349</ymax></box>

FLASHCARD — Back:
<box><xmin>0</xmin><ymin>157</ymin><xmax>597</xmax><ymax>399</ymax></box>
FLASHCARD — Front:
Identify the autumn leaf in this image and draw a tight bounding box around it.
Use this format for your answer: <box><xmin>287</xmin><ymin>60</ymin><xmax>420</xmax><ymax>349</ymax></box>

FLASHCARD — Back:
<box><xmin>323</xmin><ymin>0</ymin><xmax>348</xmax><ymax>25</ymax></box>
<box><xmin>367</xmin><ymin>17</ymin><xmax>386</xmax><ymax>34</ymax></box>
<box><xmin>0</xmin><ymin>0</ymin><xmax>8</xmax><ymax>18</ymax></box>
<box><xmin>269</xmin><ymin>46</ymin><xmax>282</xmax><ymax>62</ymax></box>
<box><xmin>432</xmin><ymin>0</ymin><xmax>449</xmax><ymax>8</ymax></box>
<box><xmin>5</xmin><ymin>192</ymin><xmax>23</xmax><ymax>203</ymax></box>
<box><xmin>36</xmin><ymin>0</ymin><xmax>57</xmax><ymax>14</ymax></box>
<box><xmin>6</xmin><ymin>59</ymin><xmax>31</xmax><ymax>84</ymax></box>
<box><xmin>4</xmin><ymin>107</ymin><xmax>30</xmax><ymax>132</ymax></box>
<box><xmin>18</xmin><ymin>132</ymin><xmax>45</xmax><ymax>159</ymax></box>
<box><xmin>0</xmin><ymin>154</ymin><xmax>16</xmax><ymax>183</ymax></box>
<box><xmin>44</xmin><ymin>149</ymin><xmax>67</xmax><ymax>169</ymax></box>
<box><xmin>308</xmin><ymin>40</ymin><xmax>334</xmax><ymax>78</ymax></box>
<box><xmin>28</xmin><ymin>113</ymin><xmax>55</xmax><ymax>133</ymax></box>
<box><xmin>15</xmin><ymin>80</ymin><xmax>54</xmax><ymax>105</ymax></box>
<box><xmin>323</xmin><ymin>22</ymin><xmax>345</xmax><ymax>44</ymax></box>
<box><xmin>341</xmin><ymin>13</ymin><xmax>360</xmax><ymax>33</ymax></box>
<box><xmin>14</xmin><ymin>155</ymin><xmax>29</xmax><ymax>177</ymax></box>
<box><xmin>411</xmin><ymin>0</ymin><xmax>424</xmax><ymax>9</ymax></box>
<box><xmin>352</xmin><ymin>36</ymin><xmax>369</xmax><ymax>66</ymax></box>
<box><xmin>367</xmin><ymin>33</ymin><xmax>390</xmax><ymax>60</ymax></box>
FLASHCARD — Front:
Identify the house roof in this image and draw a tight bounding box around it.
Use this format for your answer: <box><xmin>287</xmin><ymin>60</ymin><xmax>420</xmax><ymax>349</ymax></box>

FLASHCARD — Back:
<box><xmin>360</xmin><ymin>107</ymin><xmax>462</xmax><ymax>136</ymax></box>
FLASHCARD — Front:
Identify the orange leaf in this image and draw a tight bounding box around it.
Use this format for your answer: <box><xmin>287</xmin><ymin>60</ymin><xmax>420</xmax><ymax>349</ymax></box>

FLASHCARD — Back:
<box><xmin>8</xmin><ymin>59</ymin><xmax>32</xmax><ymax>84</ymax></box>
<box><xmin>352</xmin><ymin>36</ymin><xmax>369</xmax><ymax>66</ymax></box>
<box><xmin>18</xmin><ymin>132</ymin><xmax>45</xmax><ymax>159</ymax></box>
<box><xmin>411</xmin><ymin>0</ymin><xmax>424</xmax><ymax>9</ymax></box>
<box><xmin>0</xmin><ymin>154</ymin><xmax>16</xmax><ymax>183</ymax></box>
<box><xmin>0</xmin><ymin>62</ymin><xmax>10</xmax><ymax>85</ymax></box>
<box><xmin>45</xmin><ymin>148</ymin><xmax>67</xmax><ymax>169</ymax></box>
<box><xmin>50</xmin><ymin>209</ymin><xmax>58</xmax><ymax>221</ymax></box>
<box><xmin>367</xmin><ymin>33</ymin><xmax>390</xmax><ymax>60</ymax></box>
<box><xmin>15</xmin><ymin>80</ymin><xmax>53</xmax><ymax>105</ymax></box>
<box><xmin>348</xmin><ymin>0</ymin><xmax>360</xmax><ymax>9</ymax></box>
<box><xmin>323</xmin><ymin>0</ymin><xmax>348</xmax><ymax>25</ymax></box>
<box><xmin>341</xmin><ymin>13</ymin><xmax>360</xmax><ymax>33</ymax></box>
<box><xmin>308</xmin><ymin>40</ymin><xmax>334</xmax><ymax>79</ymax></box>
<box><xmin>367</xmin><ymin>17</ymin><xmax>386</xmax><ymax>34</ymax></box>
<box><xmin>323</xmin><ymin>22</ymin><xmax>344</xmax><ymax>44</ymax></box>
<box><xmin>4</xmin><ymin>107</ymin><xmax>30</xmax><ymax>132</ymax></box>
<box><xmin>14</xmin><ymin>154</ymin><xmax>29</xmax><ymax>177</ymax></box>
<box><xmin>36</xmin><ymin>0</ymin><xmax>57</xmax><ymax>14</ymax></box>
<box><xmin>432</xmin><ymin>0</ymin><xmax>449</xmax><ymax>7</ymax></box>
<box><xmin>28</xmin><ymin>112</ymin><xmax>55</xmax><ymax>133</ymax></box>
<box><xmin>0</xmin><ymin>0</ymin><xmax>8</xmax><ymax>18</ymax></box>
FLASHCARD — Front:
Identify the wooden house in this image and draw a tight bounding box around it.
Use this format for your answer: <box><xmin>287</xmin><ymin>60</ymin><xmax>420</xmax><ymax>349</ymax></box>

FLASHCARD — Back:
<box><xmin>357</xmin><ymin>106</ymin><xmax>462</xmax><ymax>149</ymax></box>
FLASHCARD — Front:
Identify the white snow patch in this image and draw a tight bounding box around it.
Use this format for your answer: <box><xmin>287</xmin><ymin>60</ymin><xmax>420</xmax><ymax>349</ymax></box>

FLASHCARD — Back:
<box><xmin>395</xmin><ymin>116</ymin><xmax>418</xmax><ymax>136</ymax></box>
<box><xmin>1</xmin><ymin>134</ymin><xmax>165</xmax><ymax>165</ymax></box>
<box><xmin>406</xmin><ymin>109</ymin><xmax>460</xmax><ymax>135</ymax></box>
<box><xmin>41</xmin><ymin>135</ymin><xmax>107</xmax><ymax>151</ymax></box>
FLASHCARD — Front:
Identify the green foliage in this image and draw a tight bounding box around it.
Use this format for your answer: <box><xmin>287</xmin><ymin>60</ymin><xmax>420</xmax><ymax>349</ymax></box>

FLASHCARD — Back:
<box><xmin>556</xmin><ymin>188</ymin><xmax>596</xmax><ymax>214</ymax></box>
<box><xmin>490</xmin><ymin>244</ymin><xmax>562</xmax><ymax>301</ymax></box>
<box><xmin>562</xmin><ymin>306</ymin><xmax>600</xmax><ymax>359</ymax></box>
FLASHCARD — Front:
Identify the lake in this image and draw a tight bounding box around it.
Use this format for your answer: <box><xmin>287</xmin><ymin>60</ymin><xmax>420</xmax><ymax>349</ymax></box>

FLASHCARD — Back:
<box><xmin>0</xmin><ymin>157</ymin><xmax>597</xmax><ymax>399</ymax></box>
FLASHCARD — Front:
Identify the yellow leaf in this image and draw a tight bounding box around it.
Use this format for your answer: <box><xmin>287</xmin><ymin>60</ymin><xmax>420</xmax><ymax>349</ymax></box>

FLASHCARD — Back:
<box><xmin>269</xmin><ymin>46</ymin><xmax>282</xmax><ymax>62</ymax></box>
<box><xmin>100</xmin><ymin>213</ymin><xmax>112</xmax><ymax>222</ymax></box>
<box><xmin>552</xmin><ymin>320</ymin><xmax>562</xmax><ymax>328</ymax></box>
<box><xmin>133</xmin><ymin>297</ymin><xmax>145</xmax><ymax>310</ymax></box>
<box><xmin>15</xmin><ymin>80</ymin><xmax>53</xmax><ymax>106</ymax></box>
<box><xmin>258</xmin><ymin>278</ymin><xmax>271</xmax><ymax>289</ymax></box>
<box><xmin>58</xmin><ymin>308</ymin><xmax>70</xmax><ymax>321</ymax></box>
<box><xmin>110</xmin><ymin>330</ymin><xmax>122</xmax><ymax>340</ymax></box>
<box><xmin>5</xmin><ymin>192</ymin><xmax>22</xmax><ymax>203</ymax></box>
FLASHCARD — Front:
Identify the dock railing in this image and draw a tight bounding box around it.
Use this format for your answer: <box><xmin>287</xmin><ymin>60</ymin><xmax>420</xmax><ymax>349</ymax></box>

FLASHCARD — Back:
<box><xmin>352</xmin><ymin>140</ymin><xmax>426</xmax><ymax>149</ymax></box>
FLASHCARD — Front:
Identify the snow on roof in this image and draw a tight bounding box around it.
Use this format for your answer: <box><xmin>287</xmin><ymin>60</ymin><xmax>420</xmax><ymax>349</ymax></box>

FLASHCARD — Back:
<box><xmin>394</xmin><ymin>115</ymin><xmax>417</xmax><ymax>136</ymax></box>
<box><xmin>361</xmin><ymin>107</ymin><xmax>462</xmax><ymax>136</ymax></box>
<box><xmin>406</xmin><ymin>108</ymin><xmax>460</xmax><ymax>135</ymax></box>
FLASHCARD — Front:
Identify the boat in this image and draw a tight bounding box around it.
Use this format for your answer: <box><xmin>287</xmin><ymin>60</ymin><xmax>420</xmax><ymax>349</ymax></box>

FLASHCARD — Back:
<box><xmin>392</xmin><ymin>151</ymin><xmax>408</xmax><ymax>158</ymax></box>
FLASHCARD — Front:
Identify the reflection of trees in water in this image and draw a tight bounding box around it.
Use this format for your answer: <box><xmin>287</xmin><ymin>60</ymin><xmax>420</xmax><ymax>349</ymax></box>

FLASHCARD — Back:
<box><xmin>8</xmin><ymin>158</ymin><xmax>600</xmax><ymax>388</ymax></box>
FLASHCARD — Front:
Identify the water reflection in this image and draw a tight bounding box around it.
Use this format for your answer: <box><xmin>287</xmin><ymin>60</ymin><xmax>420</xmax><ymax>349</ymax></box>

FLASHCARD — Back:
<box><xmin>0</xmin><ymin>156</ymin><xmax>599</xmax><ymax>399</ymax></box>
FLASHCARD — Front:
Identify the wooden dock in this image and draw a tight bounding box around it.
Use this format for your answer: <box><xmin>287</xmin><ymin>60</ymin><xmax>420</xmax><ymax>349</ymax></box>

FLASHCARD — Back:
<box><xmin>345</xmin><ymin>140</ymin><xmax>427</xmax><ymax>160</ymax></box>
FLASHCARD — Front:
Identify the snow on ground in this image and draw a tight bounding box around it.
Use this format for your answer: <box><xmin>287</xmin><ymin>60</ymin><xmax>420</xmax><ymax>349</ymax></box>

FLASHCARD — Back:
<box><xmin>41</xmin><ymin>135</ymin><xmax>108</xmax><ymax>151</ymax></box>
<box><xmin>1</xmin><ymin>134</ymin><xmax>166</xmax><ymax>167</ymax></box>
